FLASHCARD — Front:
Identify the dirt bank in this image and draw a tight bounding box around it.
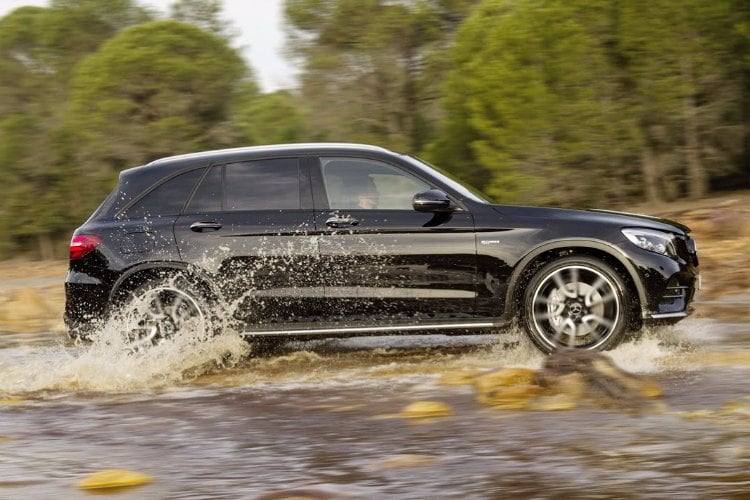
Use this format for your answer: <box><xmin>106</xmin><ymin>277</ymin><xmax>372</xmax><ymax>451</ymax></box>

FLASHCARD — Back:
<box><xmin>0</xmin><ymin>191</ymin><xmax>748</xmax><ymax>333</ymax></box>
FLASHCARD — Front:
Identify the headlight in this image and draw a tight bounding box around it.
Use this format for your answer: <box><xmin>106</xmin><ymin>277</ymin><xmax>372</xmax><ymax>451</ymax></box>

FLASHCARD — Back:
<box><xmin>622</xmin><ymin>228</ymin><xmax>678</xmax><ymax>257</ymax></box>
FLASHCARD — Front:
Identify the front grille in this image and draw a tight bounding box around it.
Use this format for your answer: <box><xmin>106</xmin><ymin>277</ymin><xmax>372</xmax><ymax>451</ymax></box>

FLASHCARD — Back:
<box><xmin>658</xmin><ymin>275</ymin><xmax>691</xmax><ymax>313</ymax></box>
<box><xmin>661</xmin><ymin>284</ymin><xmax>688</xmax><ymax>303</ymax></box>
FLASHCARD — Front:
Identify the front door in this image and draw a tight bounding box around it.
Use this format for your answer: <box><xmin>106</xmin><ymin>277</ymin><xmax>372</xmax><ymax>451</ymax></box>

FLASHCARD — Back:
<box><xmin>312</xmin><ymin>156</ymin><xmax>478</xmax><ymax>328</ymax></box>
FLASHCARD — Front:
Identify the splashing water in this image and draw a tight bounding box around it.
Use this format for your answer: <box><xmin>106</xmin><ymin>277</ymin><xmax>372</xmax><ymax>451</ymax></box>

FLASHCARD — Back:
<box><xmin>0</xmin><ymin>311</ymin><xmax>711</xmax><ymax>398</ymax></box>
<box><xmin>0</xmin><ymin>316</ymin><xmax>250</xmax><ymax>396</ymax></box>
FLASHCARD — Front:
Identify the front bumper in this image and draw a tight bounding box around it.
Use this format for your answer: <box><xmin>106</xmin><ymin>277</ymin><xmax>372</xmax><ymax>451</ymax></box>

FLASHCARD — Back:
<box><xmin>632</xmin><ymin>235</ymin><xmax>699</xmax><ymax>322</ymax></box>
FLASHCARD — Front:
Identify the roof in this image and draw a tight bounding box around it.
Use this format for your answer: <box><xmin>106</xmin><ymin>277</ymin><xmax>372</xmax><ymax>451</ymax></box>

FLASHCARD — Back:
<box><xmin>147</xmin><ymin>143</ymin><xmax>394</xmax><ymax>168</ymax></box>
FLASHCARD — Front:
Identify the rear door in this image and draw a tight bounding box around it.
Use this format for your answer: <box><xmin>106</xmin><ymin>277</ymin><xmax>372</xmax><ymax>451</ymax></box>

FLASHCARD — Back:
<box><xmin>312</xmin><ymin>156</ymin><xmax>478</xmax><ymax>328</ymax></box>
<box><xmin>174</xmin><ymin>156</ymin><xmax>322</xmax><ymax>329</ymax></box>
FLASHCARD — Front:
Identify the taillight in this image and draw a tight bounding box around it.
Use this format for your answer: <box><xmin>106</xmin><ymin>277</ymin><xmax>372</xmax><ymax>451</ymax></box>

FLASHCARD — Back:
<box><xmin>69</xmin><ymin>234</ymin><xmax>102</xmax><ymax>260</ymax></box>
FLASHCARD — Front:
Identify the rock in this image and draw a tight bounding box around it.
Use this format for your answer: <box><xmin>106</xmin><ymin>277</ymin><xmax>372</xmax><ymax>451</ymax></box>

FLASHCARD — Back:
<box><xmin>528</xmin><ymin>393</ymin><xmax>578</xmax><ymax>411</ymax></box>
<box><xmin>400</xmin><ymin>400</ymin><xmax>453</xmax><ymax>418</ymax></box>
<box><xmin>438</xmin><ymin>369</ymin><xmax>482</xmax><ymax>386</ymax></box>
<box><xmin>535</xmin><ymin>349</ymin><xmax>663</xmax><ymax>409</ymax></box>
<box><xmin>476</xmin><ymin>383</ymin><xmax>544</xmax><ymax>409</ymax></box>
<box><xmin>78</xmin><ymin>469</ymin><xmax>154</xmax><ymax>490</ymax></box>
<box><xmin>469</xmin><ymin>351</ymin><xmax>664</xmax><ymax>411</ymax></box>
<box><xmin>473</xmin><ymin>368</ymin><xmax>541</xmax><ymax>409</ymax></box>
<box><xmin>473</xmin><ymin>367</ymin><xmax>537</xmax><ymax>391</ymax></box>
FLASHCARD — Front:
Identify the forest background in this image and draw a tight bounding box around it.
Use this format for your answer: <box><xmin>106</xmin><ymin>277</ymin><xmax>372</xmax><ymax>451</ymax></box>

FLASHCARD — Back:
<box><xmin>1</xmin><ymin>0</ymin><xmax>748</xmax><ymax>259</ymax></box>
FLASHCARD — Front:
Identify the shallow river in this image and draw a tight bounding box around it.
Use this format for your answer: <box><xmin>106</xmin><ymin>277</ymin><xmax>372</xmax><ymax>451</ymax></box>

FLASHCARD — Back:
<box><xmin>1</xmin><ymin>316</ymin><xmax>749</xmax><ymax>499</ymax></box>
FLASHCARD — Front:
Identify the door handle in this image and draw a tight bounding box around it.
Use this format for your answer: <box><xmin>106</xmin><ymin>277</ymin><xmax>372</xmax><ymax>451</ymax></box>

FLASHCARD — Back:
<box><xmin>190</xmin><ymin>221</ymin><xmax>222</xmax><ymax>232</ymax></box>
<box><xmin>325</xmin><ymin>215</ymin><xmax>359</xmax><ymax>229</ymax></box>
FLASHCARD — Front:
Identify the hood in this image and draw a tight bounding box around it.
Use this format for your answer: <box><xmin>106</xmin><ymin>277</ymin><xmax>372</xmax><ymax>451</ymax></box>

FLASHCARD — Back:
<box><xmin>491</xmin><ymin>205</ymin><xmax>691</xmax><ymax>234</ymax></box>
<box><xmin>586</xmin><ymin>209</ymin><xmax>691</xmax><ymax>233</ymax></box>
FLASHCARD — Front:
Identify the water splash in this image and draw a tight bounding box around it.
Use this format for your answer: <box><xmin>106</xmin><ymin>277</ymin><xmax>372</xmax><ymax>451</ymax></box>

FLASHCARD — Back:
<box><xmin>0</xmin><ymin>319</ymin><xmax>250</xmax><ymax>396</ymax></box>
<box><xmin>0</xmin><ymin>317</ymin><xmax>712</xmax><ymax>398</ymax></box>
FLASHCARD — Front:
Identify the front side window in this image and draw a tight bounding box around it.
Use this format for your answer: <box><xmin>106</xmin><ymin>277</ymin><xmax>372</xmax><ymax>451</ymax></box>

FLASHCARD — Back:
<box><xmin>320</xmin><ymin>157</ymin><xmax>429</xmax><ymax>210</ymax></box>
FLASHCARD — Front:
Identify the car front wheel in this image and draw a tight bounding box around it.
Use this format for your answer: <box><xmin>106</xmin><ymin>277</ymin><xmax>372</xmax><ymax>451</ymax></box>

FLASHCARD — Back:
<box><xmin>521</xmin><ymin>256</ymin><xmax>630</xmax><ymax>353</ymax></box>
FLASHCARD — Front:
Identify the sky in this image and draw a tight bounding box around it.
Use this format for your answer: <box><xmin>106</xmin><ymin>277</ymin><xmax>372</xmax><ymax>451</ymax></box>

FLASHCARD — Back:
<box><xmin>0</xmin><ymin>0</ymin><xmax>297</xmax><ymax>92</ymax></box>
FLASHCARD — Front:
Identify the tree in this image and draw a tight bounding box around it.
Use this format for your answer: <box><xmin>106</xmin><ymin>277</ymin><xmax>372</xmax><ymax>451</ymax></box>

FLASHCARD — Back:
<box><xmin>231</xmin><ymin>86</ymin><xmax>307</xmax><ymax>145</ymax></box>
<box><xmin>284</xmin><ymin>0</ymin><xmax>479</xmax><ymax>151</ymax></box>
<box><xmin>619</xmin><ymin>0</ymin><xmax>744</xmax><ymax>200</ymax></box>
<box><xmin>432</xmin><ymin>0</ymin><xmax>640</xmax><ymax>205</ymax></box>
<box><xmin>169</xmin><ymin>0</ymin><xmax>235</xmax><ymax>39</ymax></box>
<box><xmin>432</xmin><ymin>0</ymin><xmax>748</xmax><ymax>205</ymax></box>
<box><xmin>65</xmin><ymin>20</ymin><xmax>250</xmax><ymax>221</ymax></box>
<box><xmin>0</xmin><ymin>3</ymin><xmax>149</xmax><ymax>257</ymax></box>
<box><xmin>50</xmin><ymin>0</ymin><xmax>153</xmax><ymax>30</ymax></box>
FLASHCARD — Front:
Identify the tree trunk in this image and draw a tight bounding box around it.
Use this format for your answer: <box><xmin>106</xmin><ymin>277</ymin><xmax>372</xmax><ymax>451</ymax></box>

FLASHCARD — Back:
<box><xmin>37</xmin><ymin>232</ymin><xmax>55</xmax><ymax>261</ymax></box>
<box><xmin>682</xmin><ymin>57</ymin><xmax>707</xmax><ymax>198</ymax></box>
<box><xmin>641</xmin><ymin>145</ymin><xmax>661</xmax><ymax>203</ymax></box>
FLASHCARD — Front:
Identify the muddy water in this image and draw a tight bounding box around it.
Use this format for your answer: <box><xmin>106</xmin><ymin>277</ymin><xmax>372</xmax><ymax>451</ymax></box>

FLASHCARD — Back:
<box><xmin>1</xmin><ymin>317</ymin><xmax>749</xmax><ymax>499</ymax></box>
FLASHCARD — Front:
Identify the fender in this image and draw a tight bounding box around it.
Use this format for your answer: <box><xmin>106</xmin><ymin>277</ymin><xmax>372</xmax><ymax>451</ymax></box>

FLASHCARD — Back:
<box><xmin>108</xmin><ymin>260</ymin><xmax>221</xmax><ymax>302</ymax></box>
<box><xmin>502</xmin><ymin>238</ymin><xmax>648</xmax><ymax>319</ymax></box>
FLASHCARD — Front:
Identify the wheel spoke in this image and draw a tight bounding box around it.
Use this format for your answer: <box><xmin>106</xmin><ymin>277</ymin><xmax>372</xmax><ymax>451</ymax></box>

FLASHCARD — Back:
<box><xmin>170</xmin><ymin>295</ymin><xmax>187</xmax><ymax>324</ymax></box>
<box><xmin>552</xmin><ymin>271</ymin><xmax>577</xmax><ymax>299</ymax></box>
<box><xmin>570</xmin><ymin>267</ymin><xmax>580</xmax><ymax>297</ymax></box>
<box><xmin>530</xmin><ymin>263</ymin><xmax>624</xmax><ymax>351</ymax></box>
<box><xmin>564</xmin><ymin>318</ymin><xmax>577</xmax><ymax>347</ymax></box>
<box><xmin>122</xmin><ymin>285</ymin><xmax>208</xmax><ymax>348</ymax></box>
<box><xmin>582</xmin><ymin>313</ymin><xmax>614</xmax><ymax>331</ymax></box>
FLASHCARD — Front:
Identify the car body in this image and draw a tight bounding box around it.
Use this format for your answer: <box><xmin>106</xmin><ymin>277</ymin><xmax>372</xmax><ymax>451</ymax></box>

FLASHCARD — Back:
<box><xmin>65</xmin><ymin>143</ymin><xmax>699</xmax><ymax>352</ymax></box>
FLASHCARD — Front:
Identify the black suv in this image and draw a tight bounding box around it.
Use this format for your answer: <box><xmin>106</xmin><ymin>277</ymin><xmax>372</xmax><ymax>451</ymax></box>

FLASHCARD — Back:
<box><xmin>65</xmin><ymin>143</ymin><xmax>699</xmax><ymax>353</ymax></box>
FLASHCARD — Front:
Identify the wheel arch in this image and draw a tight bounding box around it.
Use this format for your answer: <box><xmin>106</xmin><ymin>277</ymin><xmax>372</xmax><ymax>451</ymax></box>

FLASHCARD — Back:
<box><xmin>504</xmin><ymin>239</ymin><xmax>645</xmax><ymax>328</ymax></box>
<box><xmin>108</xmin><ymin>261</ymin><xmax>219</xmax><ymax>306</ymax></box>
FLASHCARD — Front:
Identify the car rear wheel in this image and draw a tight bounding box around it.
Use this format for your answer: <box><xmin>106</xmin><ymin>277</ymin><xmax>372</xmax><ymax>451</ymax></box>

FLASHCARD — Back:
<box><xmin>521</xmin><ymin>256</ymin><xmax>630</xmax><ymax>353</ymax></box>
<box><xmin>120</xmin><ymin>278</ymin><xmax>213</xmax><ymax>350</ymax></box>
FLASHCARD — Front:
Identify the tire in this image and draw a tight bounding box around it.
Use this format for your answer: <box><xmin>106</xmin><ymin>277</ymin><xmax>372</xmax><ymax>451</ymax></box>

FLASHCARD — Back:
<box><xmin>521</xmin><ymin>256</ymin><xmax>630</xmax><ymax>353</ymax></box>
<box><xmin>119</xmin><ymin>276</ymin><xmax>215</xmax><ymax>350</ymax></box>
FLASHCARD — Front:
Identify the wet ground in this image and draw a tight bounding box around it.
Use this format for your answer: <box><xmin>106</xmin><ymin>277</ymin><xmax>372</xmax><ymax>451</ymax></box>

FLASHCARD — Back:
<box><xmin>1</xmin><ymin>313</ymin><xmax>749</xmax><ymax>499</ymax></box>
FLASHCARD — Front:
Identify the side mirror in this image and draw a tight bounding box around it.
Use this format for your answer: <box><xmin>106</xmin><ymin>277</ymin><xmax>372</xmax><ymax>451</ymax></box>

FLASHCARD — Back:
<box><xmin>412</xmin><ymin>189</ymin><xmax>453</xmax><ymax>212</ymax></box>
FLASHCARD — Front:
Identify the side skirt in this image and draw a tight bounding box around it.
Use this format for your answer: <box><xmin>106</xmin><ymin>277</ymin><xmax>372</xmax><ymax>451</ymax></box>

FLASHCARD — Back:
<box><xmin>240</xmin><ymin>320</ymin><xmax>510</xmax><ymax>339</ymax></box>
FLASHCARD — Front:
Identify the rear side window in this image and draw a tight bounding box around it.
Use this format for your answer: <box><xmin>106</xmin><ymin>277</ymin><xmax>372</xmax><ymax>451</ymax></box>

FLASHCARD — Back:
<box><xmin>225</xmin><ymin>158</ymin><xmax>301</xmax><ymax>211</ymax></box>
<box><xmin>184</xmin><ymin>158</ymin><xmax>302</xmax><ymax>213</ymax></box>
<box><xmin>124</xmin><ymin>168</ymin><xmax>204</xmax><ymax>219</ymax></box>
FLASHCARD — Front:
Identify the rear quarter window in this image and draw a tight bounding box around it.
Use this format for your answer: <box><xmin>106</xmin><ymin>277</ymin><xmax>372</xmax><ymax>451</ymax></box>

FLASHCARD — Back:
<box><xmin>123</xmin><ymin>168</ymin><xmax>204</xmax><ymax>219</ymax></box>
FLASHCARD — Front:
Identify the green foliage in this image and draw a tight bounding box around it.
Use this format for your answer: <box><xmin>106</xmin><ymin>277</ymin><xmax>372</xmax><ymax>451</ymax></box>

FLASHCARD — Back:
<box><xmin>284</xmin><ymin>0</ymin><xmax>479</xmax><ymax>151</ymax></box>
<box><xmin>433</xmin><ymin>0</ymin><xmax>637</xmax><ymax>204</ymax></box>
<box><xmin>232</xmin><ymin>88</ymin><xmax>307</xmax><ymax>145</ymax></box>
<box><xmin>50</xmin><ymin>0</ymin><xmax>154</xmax><ymax>30</ymax></box>
<box><xmin>169</xmin><ymin>0</ymin><xmax>234</xmax><ymax>39</ymax></box>
<box><xmin>433</xmin><ymin>0</ymin><xmax>748</xmax><ymax>205</ymax></box>
<box><xmin>0</xmin><ymin>0</ymin><xmax>748</xmax><ymax>258</ymax></box>
<box><xmin>0</xmin><ymin>3</ymin><xmax>136</xmax><ymax>257</ymax></box>
<box><xmin>65</xmin><ymin>20</ymin><xmax>249</xmax><ymax>221</ymax></box>
<box><xmin>0</xmin><ymin>4</ymin><xmax>251</xmax><ymax>257</ymax></box>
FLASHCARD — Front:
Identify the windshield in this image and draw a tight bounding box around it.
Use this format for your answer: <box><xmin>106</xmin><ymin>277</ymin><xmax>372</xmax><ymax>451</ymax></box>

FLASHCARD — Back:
<box><xmin>402</xmin><ymin>155</ymin><xmax>492</xmax><ymax>204</ymax></box>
